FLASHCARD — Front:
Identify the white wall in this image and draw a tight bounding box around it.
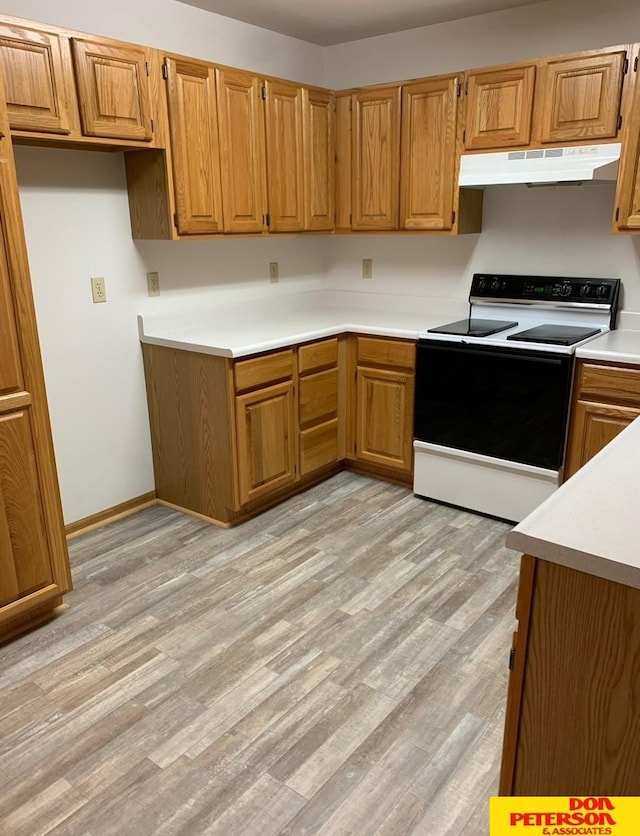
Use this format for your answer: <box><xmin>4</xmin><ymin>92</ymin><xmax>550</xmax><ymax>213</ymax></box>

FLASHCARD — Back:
<box><xmin>323</xmin><ymin>0</ymin><xmax>640</xmax><ymax>88</ymax></box>
<box><xmin>5</xmin><ymin>0</ymin><xmax>640</xmax><ymax>523</ymax></box>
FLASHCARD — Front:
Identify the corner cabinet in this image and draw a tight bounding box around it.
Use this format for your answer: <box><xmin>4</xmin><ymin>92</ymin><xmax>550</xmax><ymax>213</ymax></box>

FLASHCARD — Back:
<box><xmin>350</xmin><ymin>336</ymin><xmax>416</xmax><ymax>480</ymax></box>
<box><xmin>564</xmin><ymin>359</ymin><xmax>640</xmax><ymax>479</ymax></box>
<box><xmin>615</xmin><ymin>45</ymin><xmax>640</xmax><ymax>230</ymax></box>
<box><xmin>0</xmin><ymin>78</ymin><xmax>71</xmax><ymax>643</ymax></box>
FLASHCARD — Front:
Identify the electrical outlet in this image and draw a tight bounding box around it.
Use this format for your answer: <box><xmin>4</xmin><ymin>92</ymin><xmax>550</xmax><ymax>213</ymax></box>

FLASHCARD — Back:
<box><xmin>269</xmin><ymin>262</ymin><xmax>279</xmax><ymax>283</ymax></box>
<box><xmin>362</xmin><ymin>259</ymin><xmax>373</xmax><ymax>279</ymax></box>
<box><xmin>147</xmin><ymin>271</ymin><xmax>160</xmax><ymax>297</ymax></box>
<box><xmin>91</xmin><ymin>276</ymin><xmax>106</xmax><ymax>303</ymax></box>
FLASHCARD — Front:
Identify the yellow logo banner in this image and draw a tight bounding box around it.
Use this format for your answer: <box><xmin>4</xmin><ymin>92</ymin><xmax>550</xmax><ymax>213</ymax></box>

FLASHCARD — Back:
<box><xmin>490</xmin><ymin>797</ymin><xmax>640</xmax><ymax>835</ymax></box>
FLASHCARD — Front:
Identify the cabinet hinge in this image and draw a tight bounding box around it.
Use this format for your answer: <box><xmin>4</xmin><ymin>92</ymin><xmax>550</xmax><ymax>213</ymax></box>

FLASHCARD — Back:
<box><xmin>349</xmin><ymin>213</ymin><xmax>352</xmax><ymax>225</ymax></box>
<box><xmin>462</xmin><ymin>129</ymin><xmax>467</xmax><ymax>143</ymax></box>
<box><xmin>635</xmin><ymin>56</ymin><xmax>639</xmax><ymax>73</ymax></box>
<box><xmin>265</xmin><ymin>213</ymin><xmax>271</xmax><ymax>227</ymax></box>
<box><xmin>452</xmin><ymin>210</ymin><xmax>456</xmax><ymax>226</ymax></box>
<box><xmin>615</xmin><ymin>207</ymin><xmax>620</xmax><ymax>222</ymax></box>
<box><xmin>150</xmin><ymin>118</ymin><xmax>154</xmax><ymax>134</ymax></box>
<box><xmin>465</xmin><ymin>81</ymin><xmax>469</xmax><ymax>96</ymax></box>
<box><xmin>456</xmin><ymin>82</ymin><xmax>461</xmax><ymax>98</ymax></box>
<box><xmin>508</xmin><ymin>647</ymin><xmax>516</xmax><ymax>671</ymax></box>
<box><xmin>162</xmin><ymin>62</ymin><xmax>169</xmax><ymax>80</ymax></box>
<box><xmin>145</xmin><ymin>61</ymin><xmax>150</xmax><ymax>77</ymax></box>
<box><xmin>261</xmin><ymin>86</ymin><xmax>267</xmax><ymax>100</ymax></box>
<box><xmin>624</xmin><ymin>57</ymin><xmax>629</xmax><ymax>75</ymax></box>
<box><xmin>173</xmin><ymin>212</ymin><xmax>179</xmax><ymax>228</ymax></box>
<box><xmin>294</xmin><ymin>463</ymin><xmax>297</xmax><ymax>474</ymax></box>
<box><xmin>617</xmin><ymin>114</ymin><xmax>623</xmax><ymax>131</ymax></box>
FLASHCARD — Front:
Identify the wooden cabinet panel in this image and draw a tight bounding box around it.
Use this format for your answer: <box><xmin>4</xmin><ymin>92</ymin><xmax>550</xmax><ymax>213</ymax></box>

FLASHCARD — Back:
<box><xmin>71</xmin><ymin>37</ymin><xmax>153</xmax><ymax>141</ymax></box>
<box><xmin>356</xmin><ymin>336</ymin><xmax>415</xmax><ymax>369</ymax></box>
<box><xmin>265</xmin><ymin>79</ymin><xmax>305</xmax><ymax>232</ymax></box>
<box><xmin>303</xmin><ymin>88</ymin><xmax>334</xmax><ymax>231</ymax></box>
<box><xmin>165</xmin><ymin>58</ymin><xmax>223</xmax><ymax>234</ymax></box>
<box><xmin>615</xmin><ymin>47</ymin><xmax>640</xmax><ymax>230</ymax></box>
<box><xmin>352</xmin><ymin>87</ymin><xmax>400</xmax><ymax>230</ymax></box>
<box><xmin>0</xmin><ymin>409</ymin><xmax>53</xmax><ymax>601</ymax></box>
<box><xmin>356</xmin><ymin>366</ymin><xmax>414</xmax><ymax>473</ymax></box>
<box><xmin>578</xmin><ymin>361</ymin><xmax>640</xmax><ymax>405</ymax></box>
<box><xmin>335</xmin><ymin>93</ymin><xmax>352</xmax><ymax>231</ymax></box>
<box><xmin>400</xmin><ymin>76</ymin><xmax>458</xmax><ymax>230</ymax></box>
<box><xmin>216</xmin><ymin>68</ymin><xmax>266</xmax><ymax>233</ymax></box>
<box><xmin>464</xmin><ymin>65</ymin><xmax>536</xmax><ymax>149</ymax></box>
<box><xmin>299</xmin><ymin>368</ymin><xmax>338</xmax><ymax>426</ymax></box>
<box><xmin>300</xmin><ymin>419</ymin><xmax>339</xmax><ymax>476</ymax></box>
<box><xmin>537</xmin><ymin>51</ymin><xmax>626</xmax><ymax>143</ymax></box>
<box><xmin>235</xmin><ymin>381</ymin><xmax>297</xmax><ymax>505</ymax></box>
<box><xmin>0</xmin><ymin>23</ymin><xmax>73</xmax><ymax>134</ymax></box>
<box><xmin>0</xmin><ymin>235</ymin><xmax>23</xmax><ymax>395</ymax></box>
<box><xmin>565</xmin><ymin>400</ymin><xmax>640</xmax><ymax>478</ymax></box>
<box><xmin>298</xmin><ymin>337</ymin><xmax>338</xmax><ymax>375</ymax></box>
<box><xmin>234</xmin><ymin>349</ymin><xmax>294</xmax><ymax>393</ymax></box>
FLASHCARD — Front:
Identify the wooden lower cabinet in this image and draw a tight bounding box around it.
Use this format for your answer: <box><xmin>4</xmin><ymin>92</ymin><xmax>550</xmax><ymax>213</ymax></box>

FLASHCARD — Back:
<box><xmin>500</xmin><ymin>555</ymin><xmax>640</xmax><ymax>795</ymax></box>
<box><xmin>235</xmin><ymin>381</ymin><xmax>296</xmax><ymax>505</ymax></box>
<box><xmin>565</xmin><ymin>359</ymin><xmax>640</xmax><ymax>479</ymax></box>
<box><xmin>351</xmin><ymin>336</ymin><xmax>416</xmax><ymax>480</ymax></box>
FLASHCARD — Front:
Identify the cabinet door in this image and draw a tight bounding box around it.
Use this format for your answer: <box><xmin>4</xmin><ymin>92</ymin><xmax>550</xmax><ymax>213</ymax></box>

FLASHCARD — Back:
<box><xmin>265</xmin><ymin>79</ymin><xmax>305</xmax><ymax>232</ymax></box>
<box><xmin>356</xmin><ymin>367</ymin><xmax>414</xmax><ymax>473</ymax></box>
<box><xmin>565</xmin><ymin>400</ymin><xmax>640</xmax><ymax>479</ymax></box>
<box><xmin>400</xmin><ymin>76</ymin><xmax>458</xmax><ymax>230</ymax></box>
<box><xmin>352</xmin><ymin>87</ymin><xmax>401</xmax><ymax>230</ymax></box>
<box><xmin>303</xmin><ymin>88</ymin><xmax>335</xmax><ymax>231</ymax></box>
<box><xmin>615</xmin><ymin>47</ymin><xmax>640</xmax><ymax>230</ymax></box>
<box><xmin>464</xmin><ymin>65</ymin><xmax>536</xmax><ymax>149</ymax></box>
<box><xmin>71</xmin><ymin>38</ymin><xmax>153</xmax><ymax>141</ymax></box>
<box><xmin>0</xmin><ymin>23</ymin><xmax>73</xmax><ymax>135</ymax></box>
<box><xmin>235</xmin><ymin>381</ymin><xmax>297</xmax><ymax>505</ymax></box>
<box><xmin>216</xmin><ymin>68</ymin><xmax>267</xmax><ymax>233</ymax></box>
<box><xmin>165</xmin><ymin>57</ymin><xmax>223</xmax><ymax>234</ymax></box>
<box><xmin>537</xmin><ymin>51</ymin><xmax>626</xmax><ymax>144</ymax></box>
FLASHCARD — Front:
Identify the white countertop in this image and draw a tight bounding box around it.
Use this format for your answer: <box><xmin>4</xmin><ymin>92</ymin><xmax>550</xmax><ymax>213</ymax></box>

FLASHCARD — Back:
<box><xmin>138</xmin><ymin>290</ymin><xmax>468</xmax><ymax>357</ymax></box>
<box><xmin>507</xmin><ymin>415</ymin><xmax>640</xmax><ymax>589</ymax></box>
<box><xmin>576</xmin><ymin>327</ymin><xmax>640</xmax><ymax>365</ymax></box>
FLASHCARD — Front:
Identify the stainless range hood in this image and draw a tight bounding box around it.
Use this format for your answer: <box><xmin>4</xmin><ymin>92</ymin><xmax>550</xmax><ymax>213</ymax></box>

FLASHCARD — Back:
<box><xmin>459</xmin><ymin>143</ymin><xmax>621</xmax><ymax>186</ymax></box>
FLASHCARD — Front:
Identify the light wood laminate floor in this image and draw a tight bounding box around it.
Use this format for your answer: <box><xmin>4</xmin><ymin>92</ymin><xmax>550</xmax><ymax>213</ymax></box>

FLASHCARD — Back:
<box><xmin>0</xmin><ymin>472</ymin><xmax>519</xmax><ymax>835</ymax></box>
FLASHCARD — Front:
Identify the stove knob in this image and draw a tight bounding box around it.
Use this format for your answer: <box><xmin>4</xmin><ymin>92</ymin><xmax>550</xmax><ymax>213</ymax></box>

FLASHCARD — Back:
<box><xmin>580</xmin><ymin>284</ymin><xmax>593</xmax><ymax>297</ymax></box>
<box><xmin>490</xmin><ymin>278</ymin><xmax>502</xmax><ymax>294</ymax></box>
<box><xmin>476</xmin><ymin>277</ymin><xmax>488</xmax><ymax>293</ymax></box>
<box><xmin>562</xmin><ymin>284</ymin><xmax>572</xmax><ymax>296</ymax></box>
<box><xmin>596</xmin><ymin>285</ymin><xmax>609</xmax><ymax>299</ymax></box>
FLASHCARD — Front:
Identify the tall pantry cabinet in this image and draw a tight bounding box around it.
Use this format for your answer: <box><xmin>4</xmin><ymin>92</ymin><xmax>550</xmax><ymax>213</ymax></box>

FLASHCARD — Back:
<box><xmin>0</xmin><ymin>71</ymin><xmax>71</xmax><ymax>643</ymax></box>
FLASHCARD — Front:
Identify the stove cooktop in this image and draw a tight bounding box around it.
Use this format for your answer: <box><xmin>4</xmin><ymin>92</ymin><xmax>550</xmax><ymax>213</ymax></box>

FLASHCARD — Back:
<box><xmin>427</xmin><ymin>318</ymin><xmax>518</xmax><ymax>338</ymax></box>
<box><xmin>506</xmin><ymin>324</ymin><xmax>602</xmax><ymax>346</ymax></box>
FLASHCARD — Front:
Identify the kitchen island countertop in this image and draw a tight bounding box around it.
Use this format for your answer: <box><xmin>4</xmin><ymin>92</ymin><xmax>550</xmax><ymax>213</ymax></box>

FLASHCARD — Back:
<box><xmin>507</xmin><ymin>414</ymin><xmax>640</xmax><ymax>589</ymax></box>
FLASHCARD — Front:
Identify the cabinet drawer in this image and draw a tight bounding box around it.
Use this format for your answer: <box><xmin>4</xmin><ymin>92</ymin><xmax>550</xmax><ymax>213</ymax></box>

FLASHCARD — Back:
<box><xmin>578</xmin><ymin>363</ymin><xmax>640</xmax><ymax>407</ymax></box>
<box><xmin>299</xmin><ymin>368</ymin><xmax>338</xmax><ymax>425</ymax></box>
<box><xmin>356</xmin><ymin>336</ymin><xmax>415</xmax><ymax>369</ymax></box>
<box><xmin>234</xmin><ymin>350</ymin><xmax>294</xmax><ymax>393</ymax></box>
<box><xmin>300</xmin><ymin>419</ymin><xmax>339</xmax><ymax>476</ymax></box>
<box><xmin>298</xmin><ymin>338</ymin><xmax>338</xmax><ymax>374</ymax></box>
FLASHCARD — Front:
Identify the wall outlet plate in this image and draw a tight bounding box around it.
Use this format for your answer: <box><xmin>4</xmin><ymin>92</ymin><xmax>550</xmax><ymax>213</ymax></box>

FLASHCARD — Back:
<box><xmin>91</xmin><ymin>276</ymin><xmax>106</xmax><ymax>303</ymax></box>
<box><xmin>362</xmin><ymin>259</ymin><xmax>373</xmax><ymax>279</ymax></box>
<box><xmin>269</xmin><ymin>262</ymin><xmax>279</xmax><ymax>283</ymax></box>
<box><xmin>147</xmin><ymin>271</ymin><xmax>160</xmax><ymax>297</ymax></box>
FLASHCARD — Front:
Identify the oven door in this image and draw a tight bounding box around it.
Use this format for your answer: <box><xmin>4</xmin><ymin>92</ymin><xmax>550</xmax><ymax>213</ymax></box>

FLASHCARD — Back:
<box><xmin>414</xmin><ymin>339</ymin><xmax>574</xmax><ymax>468</ymax></box>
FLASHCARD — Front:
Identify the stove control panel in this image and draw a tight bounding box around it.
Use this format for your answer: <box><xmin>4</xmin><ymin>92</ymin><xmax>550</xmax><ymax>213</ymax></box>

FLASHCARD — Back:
<box><xmin>471</xmin><ymin>273</ymin><xmax>620</xmax><ymax>307</ymax></box>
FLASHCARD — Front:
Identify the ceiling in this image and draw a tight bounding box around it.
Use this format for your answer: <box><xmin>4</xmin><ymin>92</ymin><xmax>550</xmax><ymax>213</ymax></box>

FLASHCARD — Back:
<box><xmin>177</xmin><ymin>0</ymin><xmax>548</xmax><ymax>46</ymax></box>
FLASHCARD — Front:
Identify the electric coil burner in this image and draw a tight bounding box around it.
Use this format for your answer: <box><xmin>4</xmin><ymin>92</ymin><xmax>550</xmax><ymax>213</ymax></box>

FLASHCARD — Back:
<box><xmin>413</xmin><ymin>273</ymin><xmax>621</xmax><ymax>522</ymax></box>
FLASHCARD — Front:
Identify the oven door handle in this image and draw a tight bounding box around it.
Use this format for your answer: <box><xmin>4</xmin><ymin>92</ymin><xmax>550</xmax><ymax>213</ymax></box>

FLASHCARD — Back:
<box><xmin>422</xmin><ymin>345</ymin><xmax>566</xmax><ymax>366</ymax></box>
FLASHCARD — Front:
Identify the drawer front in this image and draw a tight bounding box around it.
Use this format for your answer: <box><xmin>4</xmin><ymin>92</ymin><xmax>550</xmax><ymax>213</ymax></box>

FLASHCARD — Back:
<box><xmin>234</xmin><ymin>350</ymin><xmax>294</xmax><ymax>392</ymax></box>
<box><xmin>356</xmin><ymin>336</ymin><xmax>415</xmax><ymax>369</ymax></box>
<box><xmin>578</xmin><ymin>363</ymin><xmax>640</xmax><ymax>407</ymax></box>
<box><xmin>298</xmin><ymin>337</ymin><xmax>338</xmax><ymax>375</ymax></box>
<box><xmin>299</xmin><ymin>368</ymin><xmax>339</xmax><ymax>426</ymax></box>
<box><xmin>300</xmin><ymin>419</ymin><xmax>339</xmax><ymax>476</ymax></box>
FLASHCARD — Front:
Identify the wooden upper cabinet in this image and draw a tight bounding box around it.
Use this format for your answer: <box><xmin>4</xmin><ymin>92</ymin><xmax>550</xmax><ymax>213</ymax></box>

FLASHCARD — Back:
<box><xmin>164</xmin><ymin>57</ymin><xmax>223</xmax><ymax>235</ymax></box>
<box><xmin>400</xmin><ymin>76</ymin><xmax>459</xmax><ymax>230</ymax></box>
<box><xmin>536</xmin><ymin>50</ymin><xmax>627</xmax><ymax>143</ymax></box>
<box><xmin>352</xmin><ymin>86</ymin><xmax>401</xmax><ymax>230</ymax></box>
<box><xmin>71</xmin><ymin>37</ymin><xmax>153</xmax><ymax>141</ymax></box>
<box><xmin>0</xmin><ymin>237</ymin><xmax>23</xmax><ymax>396</ymax></box>
<box><xmin>216</xmin><ymin>68</ymin><xmax>266</xmax><ymax>234</ymax></box>
<box><xmin>303</xmin><ymin>87</ymin><xmax>335</xmax><ymax>231</ymax></box>
<box><xmin>265</xmin><ymin>79</ymin><xmax>305</xmax><ymax>232</ymax></box>
<box><xmin>0</xmin><ymin>23</ymin><xmax>73</xmax><ymax>134</ymax></box>
<box><xmin>335</xmin><ymin>94</ymin><xmax>352</xmax><ymax>230</ymax></box>
<box><xmin>615</xmin><ymin>47</ymin><xmax>640</xmax><ymax>230</ymax></box>
<box><xmin>464</xmin><ymin>65</ymin><xmax>536</xmax><ymax>149</ymax></box>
